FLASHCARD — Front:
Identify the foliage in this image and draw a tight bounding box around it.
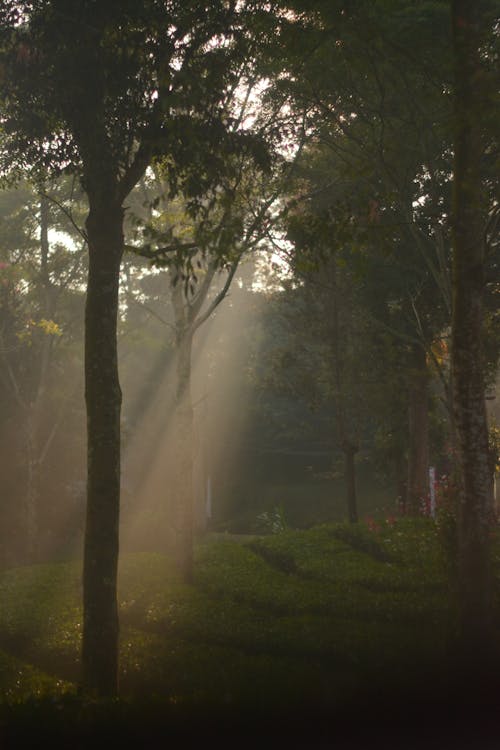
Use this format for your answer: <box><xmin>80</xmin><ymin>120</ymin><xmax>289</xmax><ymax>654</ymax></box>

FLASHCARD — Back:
<box><xmin>0</xmin><ymin>518</ymin><xmax>475</xmax><ymax>700</ymax></box>
<box><xmin>270</xmin><ymin>0</ymin><xmax>499</xmax><ymax>505</ymax></box>
<box><xmin>0</xmin><ymin>517</ymin><xmax>498</xmax><ymax>741</ymax></box>
<box><xmin>0</xmin><ymin>180</ymin><xmax>87</xmax><ymax>565</ymax></box>
<box><xmin>255</xmin><ymin>505</ymin><xmax>288</xmax><ymax>534</ymax></box>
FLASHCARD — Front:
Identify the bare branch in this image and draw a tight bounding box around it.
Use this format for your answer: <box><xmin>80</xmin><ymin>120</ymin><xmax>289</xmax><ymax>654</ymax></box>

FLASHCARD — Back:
<box><xmin>191</xmin><ymin>255</ymin><xmax>241</xmax><ymax>334</ymax></box>
<box><xmin>40</xmin><ymin>190</ymin><xmax>88</xmax><ymax>243</ymax></box>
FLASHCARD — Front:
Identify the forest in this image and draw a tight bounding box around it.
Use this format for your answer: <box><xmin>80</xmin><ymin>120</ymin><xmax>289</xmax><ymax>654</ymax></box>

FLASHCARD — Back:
<box><xmin>0</xmin><ymin>1</ymin><xmax>499</xmax><ymax>747</ymax></box>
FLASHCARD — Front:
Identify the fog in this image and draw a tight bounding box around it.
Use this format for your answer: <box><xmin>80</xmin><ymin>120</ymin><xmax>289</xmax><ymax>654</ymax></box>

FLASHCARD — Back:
<box><xmin>0</xmin><ymin>234</ymin><xmax>396</xmax><ymax>569</ymax></box>
<box><xmin>119</xmin><ymin>266</ymin><xmax>257</xmax><ymax>556</ymax></box>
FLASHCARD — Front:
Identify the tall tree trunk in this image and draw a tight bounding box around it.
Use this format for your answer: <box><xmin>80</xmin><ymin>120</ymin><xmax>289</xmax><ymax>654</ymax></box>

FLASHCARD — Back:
<box><xmin>406</xmin><ymin>343</ymin><xmax>429</xmax><ymax>514</ymax></box>
<box><xmin>82</xmin><ymin>202</ymin><xmax>123</xmax><ymax>696</ymax></box>
<box><xmin>329</xmin><ymin>260</ymin><xmax>359</xmax><ymax>522</ymax></box>
<box><xmin>451</xmin><ymin>0</ymin><xmax>493</xmax><ymax>658</ymax></box>
<box><xmin>22</xmin><ymin>194</ymin><xmax>55</xmax><ymax>562</ymax></box>
<box><xmin>172</xmin><ymin>327</ymin><xmax>194</xmax><ymax>581</ymax></box>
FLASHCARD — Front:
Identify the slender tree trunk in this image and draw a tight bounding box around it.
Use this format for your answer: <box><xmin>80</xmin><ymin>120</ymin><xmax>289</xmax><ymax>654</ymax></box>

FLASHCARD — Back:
<box><xmin>451</xmin><ymin>0</ymin><xmax>493</xmax><ymax>658</ymax></box>
<box><xmin>329</xmin><ymin>260</ymin><xmax>359</xmax><ymax>522</ymax></box>
<box><xmin>343</xmin><ymin>439</ymin><xmax>358</xmax><ymax>523</ymax></box>
<box><xmin>173</xmin><ymin>327</ymin><xmax>194</xmax><ymax>582</ymax></box>
<box><xmin>23</xmin><ymin>411</ymin><xmax>39</xmax><ymax>561</ymax></box>
<box><xmin>39</xmin><ymin>194</ymin><xmax>52</xmax><ymax>310</ymax></box>
<box><xmin>406</xmin><ymin>343</ymin><xmax>429</xmax><ymax>514</ymax></box>
<box><xmin>396</xmin><ymin>451</ymin><xmax>408</xmax><ymax>514</ymax></box>
<box><xmin>82</xmin><ymin>201</ymin><xmax>123</xmax><ymax>696</ymax></box>
<box><xmin>22</xmin><ymin>195</ymin><xmax>54</xmax><ymax>562</ymax></box>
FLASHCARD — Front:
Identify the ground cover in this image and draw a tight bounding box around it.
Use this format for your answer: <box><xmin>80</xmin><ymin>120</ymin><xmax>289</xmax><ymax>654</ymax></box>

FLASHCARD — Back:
<box><xmin>0</xmin><ymin>519</ymin><xmax>498</xmax><ymax>747</ymax></box>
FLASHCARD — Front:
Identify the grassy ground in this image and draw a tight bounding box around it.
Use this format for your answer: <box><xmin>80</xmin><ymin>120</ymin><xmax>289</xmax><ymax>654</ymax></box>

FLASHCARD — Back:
<box><xmin>0</xmin><ymin>518</ymin><xmax>499</xmax><ymax>748</ymax></box>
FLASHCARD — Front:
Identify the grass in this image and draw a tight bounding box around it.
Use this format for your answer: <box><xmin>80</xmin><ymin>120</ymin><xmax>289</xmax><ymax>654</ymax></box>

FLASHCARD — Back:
<box><xmin>0</xmin><ymin>518</ymin><xmax>499</xmax><ymax>747</ymax></box>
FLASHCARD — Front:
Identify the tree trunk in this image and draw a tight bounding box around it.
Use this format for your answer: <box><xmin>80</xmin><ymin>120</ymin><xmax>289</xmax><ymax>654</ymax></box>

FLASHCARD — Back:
<box><xmin>396</xmin><ymin>451</ymin><xmax>408</xmax><ymax>515</ymax></box>
<box><xmin>451</xmin><ymin>0</ymin><xmax>493</xmax><ymax>658</ymax></box>
<box><xmin>343</xmin><ymin>439</ymin><xmax>358</xmax><ymax>524</ymax></box>
<box><xmin>406</xmin><ymin>343</ymin><xmax>429</xmax><ymax>514</ymax></box>
<box><xmin>21</xmin><ymin>194</ymin><xmax>55</xmax><ymax>562</ymax></box>
<box><xmin>82</xmin><ymin>202</ymin><xmax>123</xmax><ymax>696</ymax></box>
<box><xmin>328</xmin><ymin>259</ymin><xmax>359</xmax><ymax>523</ymax></box>
<box><xmin>173</xmin><ymin>328</ymin><xmax>194</xmax><ymax>582</ymax></box>
<box><xmin>23</xmin><ymin>411</ymin><xmax>39</xmax><ymax>562</ymax></box>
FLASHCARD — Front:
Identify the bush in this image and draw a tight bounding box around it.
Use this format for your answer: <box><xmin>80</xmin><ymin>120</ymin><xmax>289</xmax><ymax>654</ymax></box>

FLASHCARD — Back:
<box><xmin>0</xmin><ymin>519</ymin><xmax>457</xmax><ymax>714</ymax></box>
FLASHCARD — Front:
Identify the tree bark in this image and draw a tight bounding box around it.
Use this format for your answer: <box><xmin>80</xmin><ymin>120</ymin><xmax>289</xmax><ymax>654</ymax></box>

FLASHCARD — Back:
<box><xmin>173</xmin><ymin>326</ymin><xmax>194</xmax><ymax>582</ymax></box>
<box><xmin>406</xmin><ymin>343</ymin><xmax>429</xmax><ymax>514</ymax></box>
<box><xmin>451</xmin><ymin>0</ymin><xmax>493</xmax><ymax>657</ymax></box>
<box><xmin>82</xmin><ymin>201</ymin><xmax>123</xmax><ymax>696</ymax></box>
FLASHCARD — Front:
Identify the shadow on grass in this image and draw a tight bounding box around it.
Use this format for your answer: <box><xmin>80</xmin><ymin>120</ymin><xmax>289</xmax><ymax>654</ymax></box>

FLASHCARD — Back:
<box><xmin>1</xmin><ymin>662</ymin><xmax>499</xmax><ymax>750</ymax></box>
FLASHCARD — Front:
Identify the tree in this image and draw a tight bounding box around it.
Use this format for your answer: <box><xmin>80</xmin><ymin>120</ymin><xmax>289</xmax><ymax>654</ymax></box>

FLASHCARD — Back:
<box><xmin>0</xmin><ymin>0</ymin><xmax>277</xmax><ymax>696</ymax></box>
<box><xmin>281</xmin><ymin>138</ymin><xmax>452</xmax><ymax>523</ymax></box>
<box><xmin>262</xmin><ymin>1</ymin><xmax>457</xmax><ymax>513</ymax></box>
<box><xmin>282</xmin><ymin>219</ymin><xmax>366</xmax><ymax>522</ymax></box>
<box><xmin>125</xmin><ymin>185</ymin><xmax>243</xmax><ymax>580</ymax></box>
<box><xmin>125</xmin><ymin>133</ymin><xmax>285</xmax><ymax>578</ymax></box>
<box><xmin>0</xmin><ymin>179</ymin><xmax>87</xmax><ymax>564</ymax></box>
<box><xmin>277</xmin><ymin>0</ymin><xmax>499</xmax><ymax>653</ymax></box>
<box><xmin>450</xmin><ymin>0</ymin><xmax>497</xmax><ymax>662</ymax></box>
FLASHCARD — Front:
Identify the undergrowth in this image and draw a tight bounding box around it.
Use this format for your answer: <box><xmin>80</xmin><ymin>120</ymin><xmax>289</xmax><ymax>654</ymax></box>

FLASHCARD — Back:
<box><xmin>0</xmin><ymin>519</ymin><xmax>498</xmax><ymax>746</ymax></box>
